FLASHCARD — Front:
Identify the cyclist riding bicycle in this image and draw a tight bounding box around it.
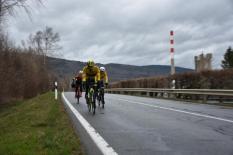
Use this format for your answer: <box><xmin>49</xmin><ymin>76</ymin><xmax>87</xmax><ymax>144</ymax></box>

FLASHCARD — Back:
<box><xmin>99</xmin><ymin>67</ymin><xmax>109</xmax><ymax>87</ymax></box>
<box><xmin>82</xmin><ymin>60</ymin><xmax>100</xmax><ymax>107</ymax></box>
<box><xmin>98</xmin><ymin>66</ymin><xmax>109</xmax><ymax>107</ymax></box>
<box><xmin>72</xmin><ymin>70</ymin><xmax>83</xmax><ymax>98</ymax></box>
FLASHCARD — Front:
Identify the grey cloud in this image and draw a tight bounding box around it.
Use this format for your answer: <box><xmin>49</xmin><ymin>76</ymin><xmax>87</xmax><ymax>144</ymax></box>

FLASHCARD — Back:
<box><xmin>7</xmin><ymin>0</ymin><xmax>233</xmax><ymax>69</ymax></box>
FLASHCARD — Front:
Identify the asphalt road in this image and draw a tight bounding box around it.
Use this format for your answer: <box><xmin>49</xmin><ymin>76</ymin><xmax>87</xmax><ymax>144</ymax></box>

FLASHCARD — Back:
<box><xmin>63</xmin><ymin>92</ymin><xmax>233</xmax><ymax>155</ymax></box>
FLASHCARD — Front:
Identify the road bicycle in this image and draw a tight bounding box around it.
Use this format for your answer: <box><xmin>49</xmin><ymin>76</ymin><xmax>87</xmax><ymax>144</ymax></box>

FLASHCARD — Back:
<box><xmin>75</xmin><ymin>86</ymin><xmax>82</xmax><ymax>104</ymax></box>
<box><xmin>86</xmin><ymin>82</ymin><xmax>96</xmax><ymax>115</ymax></box>
<box><xmin>98</xmin><ymin>86</ymin><xmax>105</xmax><ymax>108</ymax></box>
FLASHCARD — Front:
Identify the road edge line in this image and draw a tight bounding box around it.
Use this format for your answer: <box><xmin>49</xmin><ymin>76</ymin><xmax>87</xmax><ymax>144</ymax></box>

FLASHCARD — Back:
<box><xmin>117</xmin><ymin>98</ymin><xmax>233</xmax><ymax>124</ymax></box>
<box><xmin>62</xmin><ymin>92</ymin><xmax>118</xmax><ymax>155</ymax></box>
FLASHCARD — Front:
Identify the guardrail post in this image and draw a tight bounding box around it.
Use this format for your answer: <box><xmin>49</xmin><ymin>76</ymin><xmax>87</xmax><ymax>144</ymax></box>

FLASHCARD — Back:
<box><xmin>163</xmin><ymin>92</ymin><xmax>168</xmax><ymax>98</ymax></box>
<box><xmin>169</xmin><ymin>93</ymin><xmax>175</xmax><ymax>99</ymax></box>
<box><xmin>202</xmin><ymin>95</ymin><xmax>207</xmax><ymax>104</ymax></box>
<box><xmin>219</xmin><ymin>96</ymin><xmax>223</xmax><ymax>104</ymax></box>
<box><xmin>54</xmin><ymin>81</ymin><xmax>58</xmax><ymax>100</ymax></box>
<box><xmin>191</xmin><ymin>94</ymin><xmax>198</xmax><ymax>100</ymax></box>
<box><xmin>157</xmin><ymin>92</ymin><xmax>161</xmax><ymax>98</ymax></box>
<box><xmin>149</xmin><ymin>92</ymin><xmax>153</xmax><ymax>97</ymax></box>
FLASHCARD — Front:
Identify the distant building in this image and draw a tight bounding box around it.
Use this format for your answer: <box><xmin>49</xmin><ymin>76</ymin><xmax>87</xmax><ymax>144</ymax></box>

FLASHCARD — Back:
<box><xmin>194</xmin><ymin>53</ymin><xmax>212</xmax><ymax>72</ymax></box>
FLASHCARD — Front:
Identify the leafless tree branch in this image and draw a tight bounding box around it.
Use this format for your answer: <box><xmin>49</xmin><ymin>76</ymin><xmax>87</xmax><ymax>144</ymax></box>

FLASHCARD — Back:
<box><xmin>0</xmin><ymin>0</ymin><xmax>42</xmax><ymax>24</ymax></box>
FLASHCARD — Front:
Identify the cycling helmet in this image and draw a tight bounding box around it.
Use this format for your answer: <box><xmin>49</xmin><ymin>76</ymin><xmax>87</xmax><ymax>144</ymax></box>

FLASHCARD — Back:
<box><xmin>100</xmin><ymin>66</ymin><xmax>105</xmax><ymax>72</ymax></box>
<box><xmin>87</xmin><ymin>59</ymin><xmax>94</xmax><ymax>67</ymax></box>
<box><xmin>79</xmin><ymin>70</ymin><xmax>83</xmax><ymax>74</ymax></box>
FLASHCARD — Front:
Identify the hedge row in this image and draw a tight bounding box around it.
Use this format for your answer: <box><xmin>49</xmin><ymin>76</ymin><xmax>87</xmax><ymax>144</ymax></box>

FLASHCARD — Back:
<box><xmin>110</xmin><ymin>69</ymin><xmax>233</xmax><ymax>89</ymax></box>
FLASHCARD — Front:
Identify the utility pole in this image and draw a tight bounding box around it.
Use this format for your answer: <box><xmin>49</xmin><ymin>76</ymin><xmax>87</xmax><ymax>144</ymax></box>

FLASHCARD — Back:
<box><xmin>0</xmin><ymin>0</ymin><xmax>2</xmax><ymax>49</ymax></box>
<box><xmin>0</xmin><ymin>0</ymin><xmax>2</xmax><ymax>23</ymax></box>
<box><xmin>0</xmin><ymin>0</ymin><xmax>3</xmax><ymax>34</ymax></box>
<box><xmin>170</xmin><ymin>30</ymin><xmax>175</xmax><ymax>75</ymax></box>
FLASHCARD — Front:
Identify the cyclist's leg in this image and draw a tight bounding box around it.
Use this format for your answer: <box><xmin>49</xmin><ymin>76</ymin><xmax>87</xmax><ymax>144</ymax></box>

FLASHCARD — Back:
<box><xmin>99</xmin><ymin>81</ymin><xmax>105</xmax><ymax>104</ymax></box>
<box><xmin>77</xmin><ymin>85</ymin><xmax>80</xmax><ymax>97</ymax></box>
<box><xmin>77</xmin><ymin>80</ymin><xmax>82</xmax><ymax>96</ymax></box>
<box><xmin>77</xmin><ymin>85</ymin><xmax>82</xmax><ymax>97</ymax></box>
<box><xmin>97</xmin><ymin>80</ymin><xmax>102</xmax><ymax>101</ymax></box>
<box><xmin>92</xmin><ymin>87</ymin><xmax>96</xmax><ymax>114</ymax></box>
<box><xmin>85</xmin><ymin>80</ymin><xmax>89</xmax><ymax>104</ymax></box>
<box><xmin>94</xmin><ymin>84</ymin><xmax>97</xmax><ymax>109</ymax></box>
<box><xmin>80</xmin><ymin>81</ymin><xmax>83</xmax><ymax>95</ymax></box>
<box><xmin>75</xmin><ymin>87</ymin><xmax>78</xmax><ymax>98</ymax></box>
<box><xmin>93</xmin><ymin>88</ymin><xmax>97</xmax><ymax>109</ymax></box>
<box><xmin>97</xmin><ymin>86</ymin><xmax>100</xmax><ymax>102</ymax></box>
<box><xmin>102</xmin><ymin>88</ymin><xmax>105</xmax><ymax>104</ymax></box>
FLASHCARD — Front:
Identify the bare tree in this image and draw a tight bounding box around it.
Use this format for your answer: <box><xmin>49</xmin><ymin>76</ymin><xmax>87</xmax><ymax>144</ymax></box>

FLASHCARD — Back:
<box><xmin>0</xmin><ymin>0</ymin><xmax>28</xmax><ymax>19</ymax></box>
<box><xmin>43</xmin><ymin>26</ymin><xmax>61</xmax><ymax>55</ymax></box>
<box><xmin>28</xmin><ymin>30</ymin><xmax>43</xmax><ymax>54</ymax></box>
<box><xmin>28</xmin><ymin>26</ymin><xmax>61</xmax><ymax>64</ymax></box>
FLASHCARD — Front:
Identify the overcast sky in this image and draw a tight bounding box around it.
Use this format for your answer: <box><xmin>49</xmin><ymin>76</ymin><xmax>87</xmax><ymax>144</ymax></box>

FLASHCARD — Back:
<box><xmin>7</xmin><ymin>0</ymin><xmax>233</xmax><ymax>69</ymax></box>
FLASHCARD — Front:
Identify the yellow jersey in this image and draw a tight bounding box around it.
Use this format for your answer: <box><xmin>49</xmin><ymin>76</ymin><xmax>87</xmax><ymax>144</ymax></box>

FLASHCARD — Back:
<box><xmin>100</xmin><ymin>71</ymin><xmax>108</xmax><ymax>83</ymax></box>
<box><xmin>82</xmin><ymin>65</ymin><xmax>100</xmax><ymax>82</ymax></box>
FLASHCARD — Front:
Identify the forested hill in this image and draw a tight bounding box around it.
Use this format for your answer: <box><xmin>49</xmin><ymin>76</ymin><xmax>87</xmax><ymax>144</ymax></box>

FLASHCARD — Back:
<box><xmin>47</xmin><ymin>57</ymin><xmax>193</xmax><ymax>82</ymax></box>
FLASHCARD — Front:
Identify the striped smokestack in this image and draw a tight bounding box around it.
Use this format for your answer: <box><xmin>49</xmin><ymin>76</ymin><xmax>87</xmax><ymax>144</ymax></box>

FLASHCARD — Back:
<box><xmin>170</xmin><ymin>30</ymin><xmax>175</xmax><ymax>75</ymax></box>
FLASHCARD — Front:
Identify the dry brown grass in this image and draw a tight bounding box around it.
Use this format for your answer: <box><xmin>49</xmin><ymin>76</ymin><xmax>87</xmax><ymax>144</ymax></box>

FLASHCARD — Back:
<box><xmin>0</xmin><ymin>35</ymin><xmax>54</xmax><ymax>103</ymax></box>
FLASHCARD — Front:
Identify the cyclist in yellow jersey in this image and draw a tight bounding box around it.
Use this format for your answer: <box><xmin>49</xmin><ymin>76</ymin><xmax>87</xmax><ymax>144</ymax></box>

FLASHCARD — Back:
<box><xmin>99</xmin><ymin>67</ymin><xmax>108</xmax><ymax>86</ymax></box>
<box><xmin>97</xmin><ymin>66</ymin><xmax>108</xmax><ymax>108</ymax></box>
<box><xmin>82</xmin><ymin>60</ymin><xmax>100</xmax><ymax>104</ymax></box>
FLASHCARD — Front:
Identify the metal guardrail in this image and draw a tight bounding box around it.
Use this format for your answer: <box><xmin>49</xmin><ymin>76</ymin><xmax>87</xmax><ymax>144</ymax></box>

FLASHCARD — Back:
<box><xmin>105</xmin><ymin>88</ymin><xmax>233</xmax><ymax>103</ymax></box>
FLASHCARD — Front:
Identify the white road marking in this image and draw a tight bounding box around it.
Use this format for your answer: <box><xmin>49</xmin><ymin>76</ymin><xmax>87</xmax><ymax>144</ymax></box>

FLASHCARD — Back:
<box><xmin>62</xmin><ymin>93</ymin><xmax>118</xmax><ymax>155</ymax></box>
<box><xmin>117</xmin><ymin>98</ymin><xmax>233</xmax><ymax>124</ymax></box>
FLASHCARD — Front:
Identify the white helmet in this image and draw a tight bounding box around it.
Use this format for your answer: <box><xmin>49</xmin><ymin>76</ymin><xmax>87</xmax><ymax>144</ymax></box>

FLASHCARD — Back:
<box><xmin>100</xmin><ymin>67</ymin><xmax>105</xmax><ymax>72</ymax></box>
<box><xmin>79</xmin><ymin>70</ymin><xmax>83</xmax><ymax>74</ymax></box>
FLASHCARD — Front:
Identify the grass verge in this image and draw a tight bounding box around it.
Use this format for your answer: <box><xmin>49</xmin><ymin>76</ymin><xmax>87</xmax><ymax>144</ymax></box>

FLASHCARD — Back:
<box><xmin>0</xmin><ymin>92</ymin><xmax>84</xmax><ymax>155</ymax></box>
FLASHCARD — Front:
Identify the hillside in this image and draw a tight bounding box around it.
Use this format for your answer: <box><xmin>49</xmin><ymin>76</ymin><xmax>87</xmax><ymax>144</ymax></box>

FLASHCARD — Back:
<box><xmin>47</xmin><ymin>57</ymin><xmax>193</xmax><ymax>82</ymax></box>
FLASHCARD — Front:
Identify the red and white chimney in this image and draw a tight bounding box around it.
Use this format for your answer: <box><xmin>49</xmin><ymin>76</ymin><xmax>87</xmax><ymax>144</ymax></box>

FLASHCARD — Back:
<box><xmin>170</xmin><ymin>30</ymin><xmax>175</xmax><ymax>75</ymax></box>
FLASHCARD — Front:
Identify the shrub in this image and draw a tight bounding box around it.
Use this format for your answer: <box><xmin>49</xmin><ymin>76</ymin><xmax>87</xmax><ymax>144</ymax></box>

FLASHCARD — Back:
<box><xmin>110</xmin><ymin>69</ymin><xmax>233</xmax><ymax>89</ymax></box>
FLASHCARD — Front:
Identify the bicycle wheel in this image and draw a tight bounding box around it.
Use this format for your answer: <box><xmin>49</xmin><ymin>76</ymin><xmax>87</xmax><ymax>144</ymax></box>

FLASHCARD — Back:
<box><xmin>101</xmin><ymin>96</ymin><xmax>104</xmax><ymax>109</ymax></box>
<box><xmin>87</xmin><ymin>88</ymin><xmax>94</xmax><ymax>115</ymax></box>
<box><xmin>77</xmin><ymin>88</ymin><xmax>82</xmax><ymax>104</ymax></box>
<box><xmin>77</xmin><ymin>96</ymin><xmax>80</xmax><ymax>104</ymax></box>
<box><xmin>92</xmin><ymin>102</ymin><xmax>95</xmax><ymax>115</ymax></box>
<box><xmin>91</xmin><ymin>90</ymin><xmax>96</xmax><ymax>115</ymax></box>
<box><xmin>98</xmin><ymin>92</ymin><xmax>101</xmax><ymax>107</ymax></box>
<box><xmin>100</xmin><ymin>88</ymin><xmax>105</xmax><ymax>109</ymax></box>
<box><xmin>88</xmin><ymin>99</ymin><xmax>91</xmax><ymax>112</ymax></box>
<box><xmin>87</xmin><ymin>92</ymin><xmax>91</xmax><ymax>112</ymax></box>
